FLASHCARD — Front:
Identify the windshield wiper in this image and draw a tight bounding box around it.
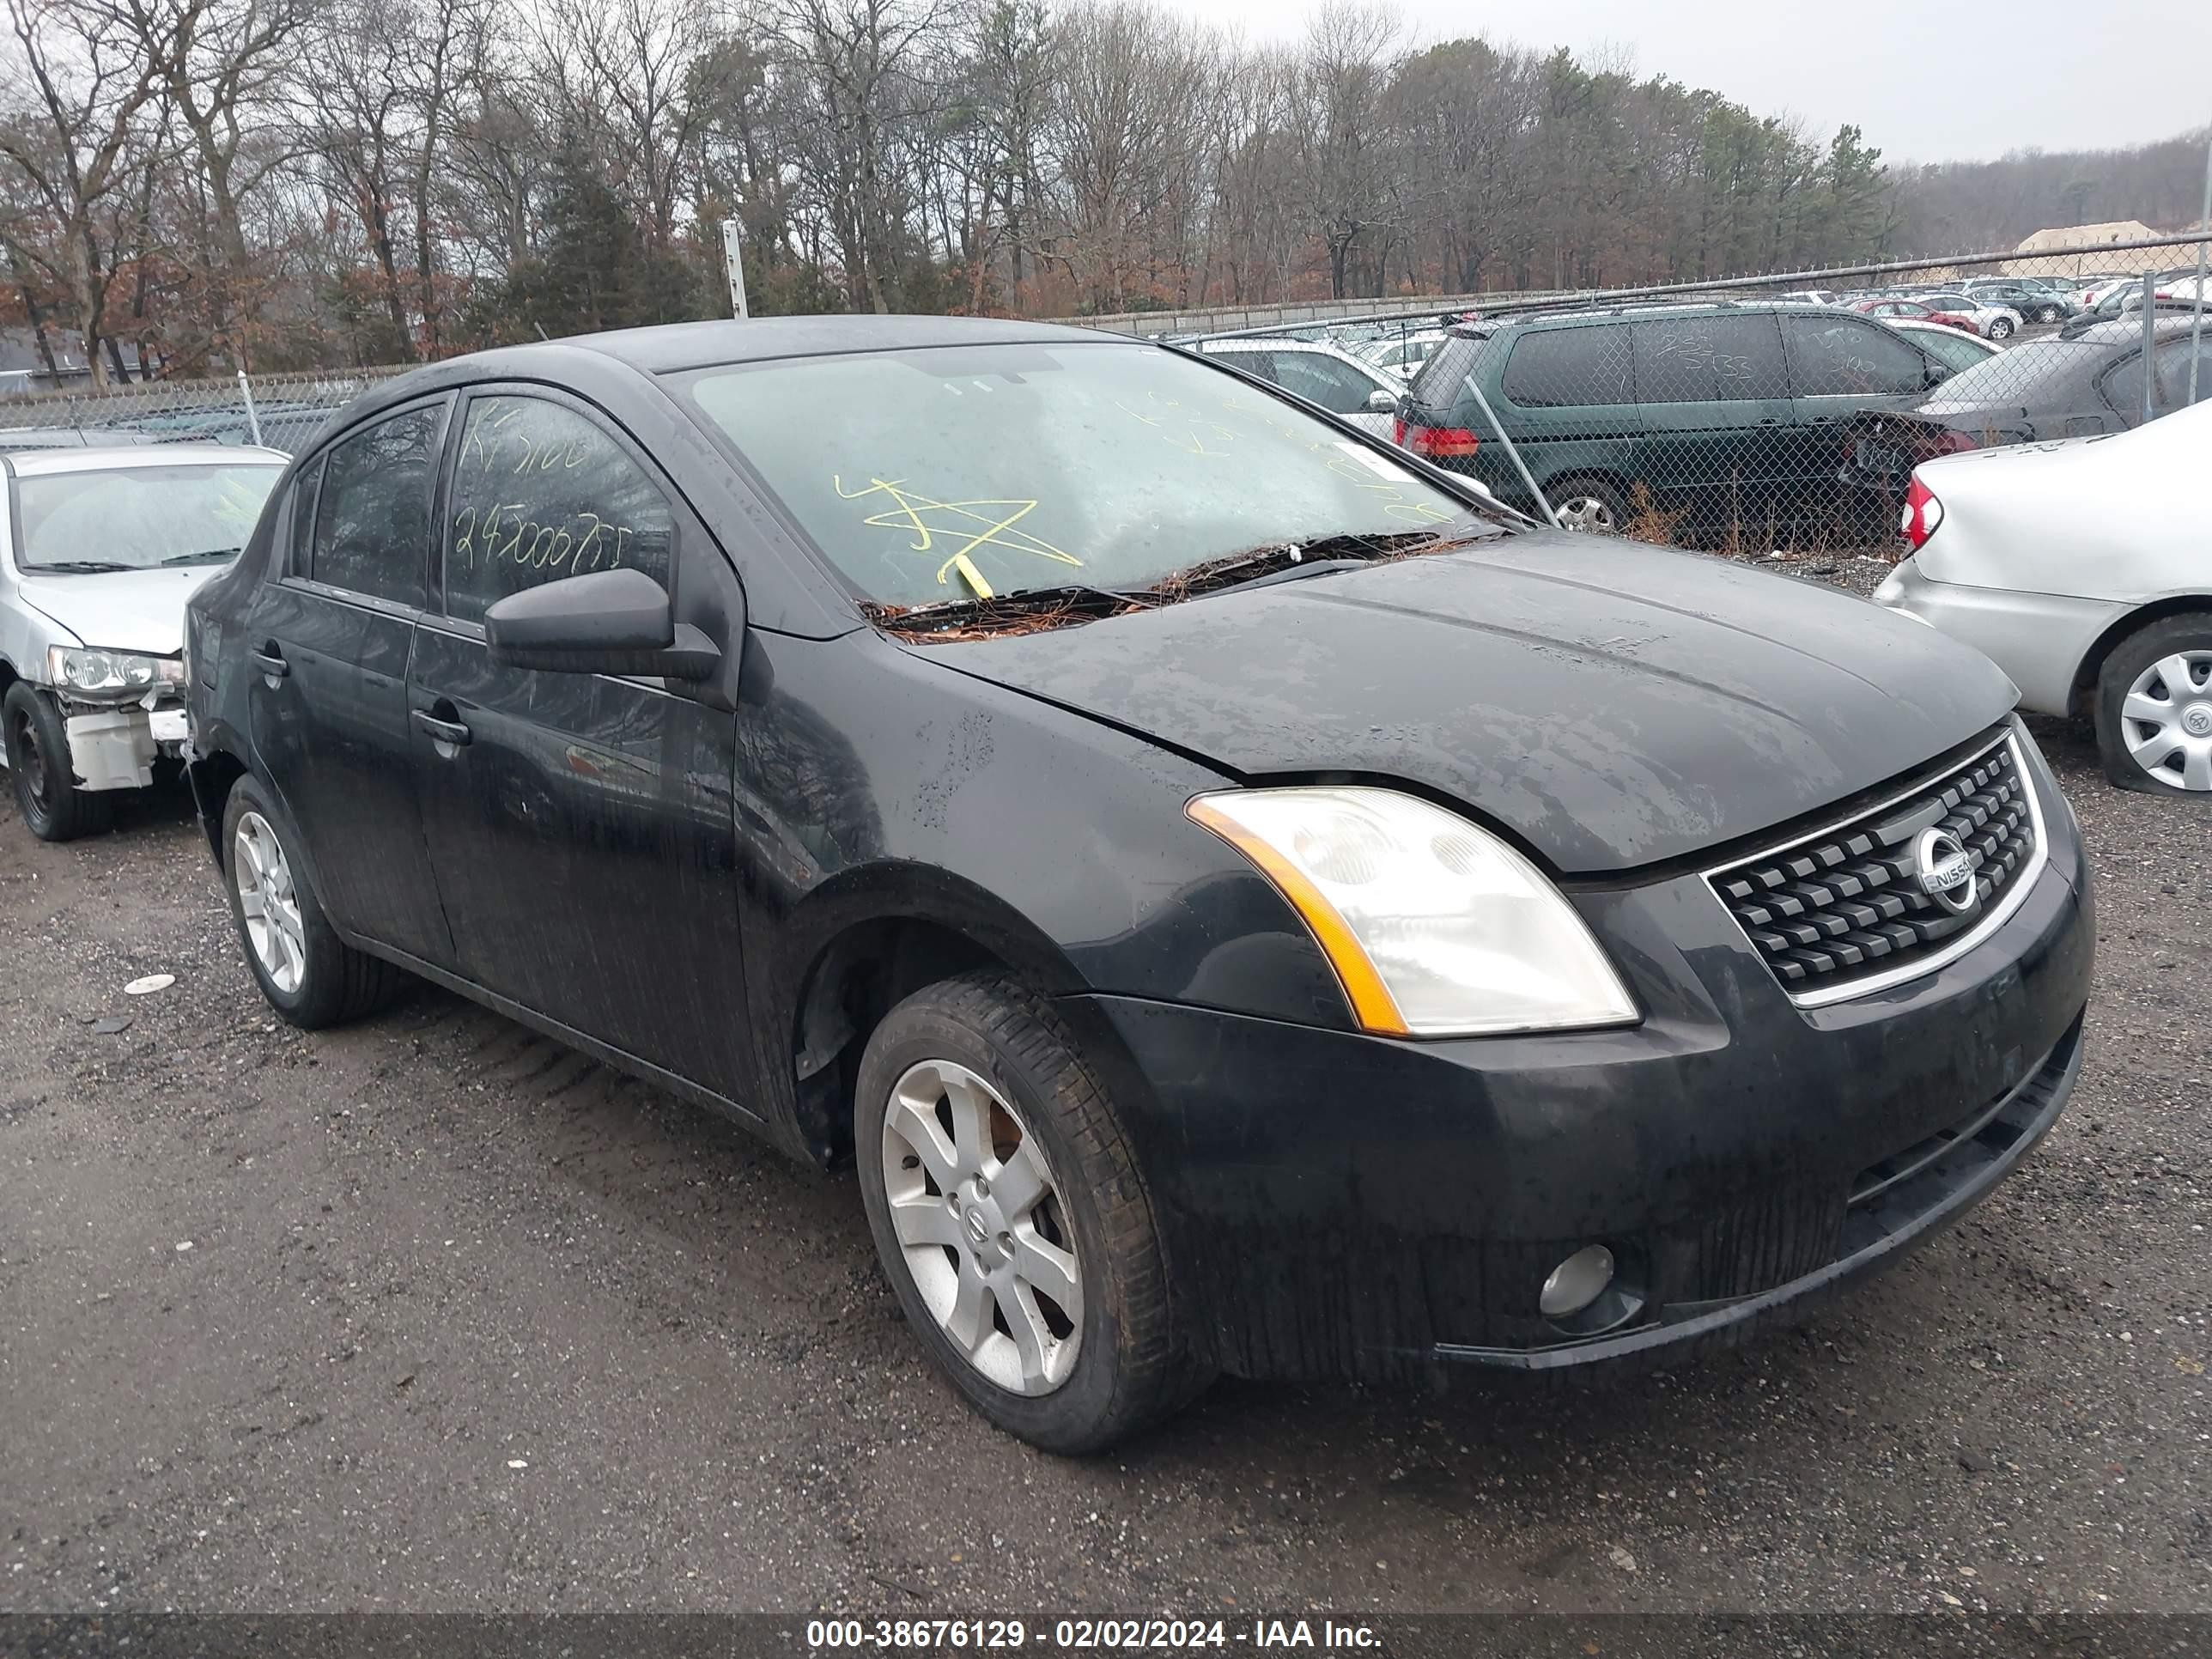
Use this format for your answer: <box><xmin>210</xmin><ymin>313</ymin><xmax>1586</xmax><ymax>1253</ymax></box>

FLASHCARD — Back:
<box><xmin>1157</xmin><ymin>523</ymin><xmax>1498</xmax><ymax>599</ymax></box>
<box><xmin>160</xmin><ymin>547</ymin><xmax>240</xmax><ymax>566</ymax></box>
<box><xmin>24</xmin><ymin>560</ymin><xmax>133</xmax><ymax>574</ymax></box>
<box><xmin>866</xmin><ymin>582</ymin><xmax>1159</xmax><ymax>635</ymax></box>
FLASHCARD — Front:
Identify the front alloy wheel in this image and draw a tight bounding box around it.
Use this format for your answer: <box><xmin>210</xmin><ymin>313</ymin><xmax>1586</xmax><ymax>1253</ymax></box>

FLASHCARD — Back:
<box><xmin>1988</xmin><ymin>316</ymin><xmax>2014</xmax><ymax>340</ymax></box>
<box><xmin>855</xmin><ymin>973</ymin><xmax>1211</xmax><ymax>1452</ymax></box>
<box><xmin>878</xmin><ymin>1059</ymin><xmax>1082</xmax><ymax>1395</ymax></box>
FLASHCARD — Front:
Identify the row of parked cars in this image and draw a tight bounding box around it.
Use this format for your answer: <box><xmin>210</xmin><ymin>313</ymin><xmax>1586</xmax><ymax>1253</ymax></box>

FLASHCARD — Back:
<box><xmin>0</xmin><ymin>313</ymin><xmax>2110</xmax><ymax>1458</ymax></box>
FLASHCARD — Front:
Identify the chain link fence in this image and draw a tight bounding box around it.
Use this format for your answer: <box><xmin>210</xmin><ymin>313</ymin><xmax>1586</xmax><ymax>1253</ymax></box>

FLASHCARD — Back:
<box><xmin>1162</xmin><ymin>234</ymin><xmax>2212</xmax><ymax>556</ymax></box>
<box><xmin>0</xmin><ymin>366</ymin><xmax>412</xmax><ymax>456</ymax></box>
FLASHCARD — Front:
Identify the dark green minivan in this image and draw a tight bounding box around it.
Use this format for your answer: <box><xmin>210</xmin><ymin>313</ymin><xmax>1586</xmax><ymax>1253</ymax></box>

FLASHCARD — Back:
<box><xmin>1396</xmin><ymin>303</ymin><xmax>1955</xmax><ymax>542</ymax></box>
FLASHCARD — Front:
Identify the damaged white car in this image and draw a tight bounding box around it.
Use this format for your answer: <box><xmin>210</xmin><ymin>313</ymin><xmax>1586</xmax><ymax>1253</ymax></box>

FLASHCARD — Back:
<box><xmin>2</xmin><ymin>444</ymin><xmax>285</xmax><ymax>840</ymax></box>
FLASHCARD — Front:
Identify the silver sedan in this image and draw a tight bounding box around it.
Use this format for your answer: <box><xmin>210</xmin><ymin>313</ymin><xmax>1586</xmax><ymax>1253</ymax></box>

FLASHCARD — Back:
<box><xmin>1875</xmin><ymin>396</ymin><xmax>2212</xmax><ymax>795</ymax></box>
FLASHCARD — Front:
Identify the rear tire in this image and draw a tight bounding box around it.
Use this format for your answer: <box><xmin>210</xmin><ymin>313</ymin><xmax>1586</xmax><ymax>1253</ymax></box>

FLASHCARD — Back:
<box><xmin>2037</xmin><ymin>304</ymin><xmax>2062</xmax><ymax>325</ymax></box>
<box><xmin>1547</xmin><ymin>476</ymin><xmax>1630</xmax><ymax>535</ymax></box>
<box><xmin>3</xmin><ymin>682</ymin><xmax>112</xmax><ymax>842</ymax></box>
<box><xmin>221</xmin><ymin>774</ymin><xmax>410</xmax><ymax>1026</ymax></box>
<box><xmin>1988</xmin><ymin>316</ymin><xmax>2015</xmax><ymax>340</ymax></box>
<box><xmin>855</xmin><ymin>972</ymin><xmax>1211</xmax><ymax>1453</ymax></box>
<box><xmin>2094</xmin><ymin>612</ymin><xmax>2212</xmax><ymax>797</ymax></box>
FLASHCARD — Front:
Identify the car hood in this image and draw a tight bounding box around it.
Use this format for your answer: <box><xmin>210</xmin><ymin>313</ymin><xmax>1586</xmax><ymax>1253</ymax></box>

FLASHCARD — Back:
<box><xmin>921</xmin><ymin>538</ymin><xmax>2018</xmax><ymax>874</ymax></box>
<box><xmin>13</xmin><ymin>565</ymin><xmax>226</xmax><ymax>656</ymax></box>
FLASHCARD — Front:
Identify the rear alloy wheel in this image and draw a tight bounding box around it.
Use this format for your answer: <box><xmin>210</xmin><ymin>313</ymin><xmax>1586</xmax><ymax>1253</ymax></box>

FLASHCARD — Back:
<box><xmin>856</xmin><ymin>973</ymin><xmax>1211</xmax><ymax>1453</ymax></box>
<box><xmin>1987</xmin><ymin>316</ymin><xmax>2015</xmax><ymax>340</ymax></box>
<box><xmin>221</xmin><ymin>775</ymin><xmax>410</xmax><ymax>1025</ymax></box>
<box><xmin>1548</xmin><ymin>477</ymin><xmax>1628</xmax><ymax>535</ymax></box>
<box><xmin>2095</xmin><ymin>614</ymin><xmax>2212</xmax><ymax>796</ymax></box>
<box><xmin>2</xmin><ymin>681</ymin><xmax>112</xmax><ymax>842</ymax></box>
<box><xmin>2037</xmin><ymin>304</ymin><xmax>2062</xmax><ymax>325</ymax></box>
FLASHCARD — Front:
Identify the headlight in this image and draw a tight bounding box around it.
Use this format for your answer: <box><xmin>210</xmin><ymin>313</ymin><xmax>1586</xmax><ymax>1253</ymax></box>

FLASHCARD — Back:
<box><xmin>46</xmin><ymin>646</ymin><xmax>184</xmax><ymax>695</ymax></box>
<box><xmin>1187</xmin><ymin>786</ymin><xmax>1638</xmax><ymax>1037</ymax></box>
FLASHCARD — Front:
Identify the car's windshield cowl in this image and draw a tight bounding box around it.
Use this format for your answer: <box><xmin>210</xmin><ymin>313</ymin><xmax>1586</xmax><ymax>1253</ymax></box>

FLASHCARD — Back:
<box><xmin>864</xmin><ymin>526</ymin><xmax>1502</xmax><ymax>641</ymax></box>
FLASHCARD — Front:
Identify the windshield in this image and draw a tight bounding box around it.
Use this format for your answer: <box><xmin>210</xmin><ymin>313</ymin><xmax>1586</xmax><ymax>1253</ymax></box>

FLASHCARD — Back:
<box><xmin>680</xmin><ymin>342</ymin><xmax>1480</xmax><ymax>609</ymax></box>
<box><xmin>14</xmin><ymin>464</ymin><xmax>281</xmax><ymax>572</ymax></box>
<box><xmin>1923</xmin><ymin>338</ymin><xmax>2102</xmax><ymax>404</ymax></box>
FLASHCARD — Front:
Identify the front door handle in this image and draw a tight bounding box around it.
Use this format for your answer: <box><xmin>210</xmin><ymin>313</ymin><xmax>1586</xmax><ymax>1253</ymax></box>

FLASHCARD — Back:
<box><xmin>249</xmin><ymin>644</ymin><xmax>289</xmax><ymax>680</ymax></box>
<box><xmin>411</xmin><ymin>709</ymin><xmax>472</xmax><ymax>748</ymax></box>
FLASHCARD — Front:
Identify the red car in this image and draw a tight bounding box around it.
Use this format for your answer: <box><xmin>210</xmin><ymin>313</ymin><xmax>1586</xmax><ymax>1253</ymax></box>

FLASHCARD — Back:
<box><xmin>1853</xmin><ymin>297</ymin><xmax>1979</xmax><ymax>334</ymax></box>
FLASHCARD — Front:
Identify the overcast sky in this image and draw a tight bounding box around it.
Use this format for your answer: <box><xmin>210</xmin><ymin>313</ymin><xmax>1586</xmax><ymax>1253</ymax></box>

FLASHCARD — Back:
<box><xmin>1152</xmin><ymin>0</ymin><xmax>2212</xmax><ymax>165</ymax></box>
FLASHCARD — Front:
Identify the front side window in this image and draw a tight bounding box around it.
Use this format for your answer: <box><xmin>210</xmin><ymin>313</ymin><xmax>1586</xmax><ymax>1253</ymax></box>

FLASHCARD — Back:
<box><xmin>682</xmin><ymin>341</ymin><xmax>1479</xmax><ymax>610</ymax></box>
<box><xmin>1781</xmin><ymin>314</ymin><xmax>1928</xmax><ymax>396</ymax></box>
<box><xmin>443</xmin><ymin>395</ymin><xmax>675</xmax><ymax>623</ymax></box>
<box><xmin>12</xmin><ymin>464</ymin><xmax>282</xmax><ymax>573</ymax></box>
<box><xmin>312</xmin><ymin>405</ymin><xmax>440</xmax><ymax>605</ymax></box>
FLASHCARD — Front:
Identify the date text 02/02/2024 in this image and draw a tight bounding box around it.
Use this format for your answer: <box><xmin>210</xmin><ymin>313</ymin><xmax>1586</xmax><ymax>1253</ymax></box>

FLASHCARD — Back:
<box><xmin>801</xmin><ymin>1617</ymin><xmax>1382</xmax><ymax>1650</ymax></box>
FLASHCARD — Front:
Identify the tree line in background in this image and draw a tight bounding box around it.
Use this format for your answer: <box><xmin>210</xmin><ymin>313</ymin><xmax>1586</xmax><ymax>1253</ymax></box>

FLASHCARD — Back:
<box><xmin>1</xmin><ymin>0</ymin><xmax>2204</xmax><ymax>385</ymax></box>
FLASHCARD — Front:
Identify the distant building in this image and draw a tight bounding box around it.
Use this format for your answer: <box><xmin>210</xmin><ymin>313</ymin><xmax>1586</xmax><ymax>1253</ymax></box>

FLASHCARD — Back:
<box><xmin>2008</xmin><ymin>221</ymin><xmax>2169</xmax><ymax>277</ymax></box>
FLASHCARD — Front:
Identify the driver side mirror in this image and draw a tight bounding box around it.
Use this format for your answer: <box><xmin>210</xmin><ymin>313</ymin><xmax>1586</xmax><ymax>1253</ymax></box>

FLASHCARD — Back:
<box><xmin>1365</xmin><ymin>387</ymin><xmax>1401</xmax><ymax>413</ymax></box>
<box><xmin>485</xmin><ymin>566</ymin><xmax>721</xmax><ymax>681</ymax></box>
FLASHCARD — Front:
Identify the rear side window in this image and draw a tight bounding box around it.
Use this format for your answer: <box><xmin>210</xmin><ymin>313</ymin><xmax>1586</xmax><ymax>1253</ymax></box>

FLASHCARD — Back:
<box><xmin>1500</xmin><ymin>325</ymin><xmax>1632</xmax><ymax>408</ymax></box>
<box><xmin>443</xmin><ymin>394</ymin><xmax>675</xmax><ymax>624</ymax></box>
<box><xmin>1781</xmin><ymin>314</ymin><xmax>1929</xmax><ymax>396</ymax></box>
<box><xmin>1632</xmin><ymin>316</ymin><xmax>1789</xmax><ymax>404</ymax></box>
<box><xmin>311</xmin><ymin>405</ymin><xmax>439</xmax><ymax>606</ymax></box>
<box><xmin>1407</xmin><ymin>333</ymin><xmax>1487</xmax><ymax>416</ymax></box>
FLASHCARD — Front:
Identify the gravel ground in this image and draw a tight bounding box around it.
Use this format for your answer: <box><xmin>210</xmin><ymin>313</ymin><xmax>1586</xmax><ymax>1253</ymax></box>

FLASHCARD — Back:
<box><xmin>2</xmin><ymin>602</ymin><xmax>2207</xmax><ymax>1625</ymax></box>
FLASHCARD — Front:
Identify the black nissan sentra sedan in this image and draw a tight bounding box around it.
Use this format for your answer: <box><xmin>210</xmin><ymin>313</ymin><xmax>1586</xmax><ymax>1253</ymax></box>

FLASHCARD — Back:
<box><xmin>183</xmin><ymin>317</ymin><xmax>2094</xmax><ymax>1452</ymax></box>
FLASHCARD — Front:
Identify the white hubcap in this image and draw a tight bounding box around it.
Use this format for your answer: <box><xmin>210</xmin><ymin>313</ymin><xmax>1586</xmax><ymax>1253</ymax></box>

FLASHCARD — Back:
<box><xmin>2121</xmin><ymin>650</ymin><xmax>2212</xmax><ymax>791</ymax></box>
<box><xmin>234</xmin><ymin>811</ymin><xmax>307</xmax><ymax>994</ymax></box>
<box><xmin>879</xmin><ymin>1060</ymin><xmax>1083</xmax><ymax>1395</ymax></box>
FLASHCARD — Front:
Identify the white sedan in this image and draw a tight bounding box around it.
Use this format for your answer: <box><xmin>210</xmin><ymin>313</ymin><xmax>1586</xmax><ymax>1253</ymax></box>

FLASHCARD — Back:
<box><xmin>1874</xmin><ymin>397</ymin><xmax>2212</xmax><ymax>795</ymax></box>
<box><xmin>1913</xmin><ymin>293</ymin><xmax>2027</xmax><ymax>340</ymax></box>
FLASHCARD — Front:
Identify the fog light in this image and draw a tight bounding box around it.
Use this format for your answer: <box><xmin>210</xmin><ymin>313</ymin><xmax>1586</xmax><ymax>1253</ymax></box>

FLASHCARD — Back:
<box><xmin>1540</xmin><ymin>1244</ymin><xmax>1615</xmax><ymax>1318</ymax></box>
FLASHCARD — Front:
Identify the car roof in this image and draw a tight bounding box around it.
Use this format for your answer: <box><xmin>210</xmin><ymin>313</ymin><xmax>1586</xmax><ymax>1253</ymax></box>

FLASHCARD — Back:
<box><xmin>559</xmin><ymin>314</ymin><xmax>1112</xmax><ymax>375</ymax></box>
<box><xmin>0</xmin><ymin>441</ymin><xmax>289</xmax><ymax>477</ymax></box>
<box><xmin>2071</xmin><ymin>314</ymin><xmax>2212</xmax><ymax>346</ymax></box>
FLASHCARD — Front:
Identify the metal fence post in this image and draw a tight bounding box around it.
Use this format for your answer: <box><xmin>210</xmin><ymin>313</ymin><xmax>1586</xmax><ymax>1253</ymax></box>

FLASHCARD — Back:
<box><xmin>2190</xmin><ymin>132</ymin><xmax>2209</xmax><ymax>407</ymax></box>
<box><xmin>1461</xmin><ymin>370</ymin><xmax>1558</xmax><ymax>529</ymax></box>
<box><xmin>2140</xmin><ymin>271</ymin><xmax>2160</xmax><ymax>424</ymax></box>
<box><xmin>237</xmin><ymin>368</ymin><xmax>263</xmax><ymax>447</ymax></box>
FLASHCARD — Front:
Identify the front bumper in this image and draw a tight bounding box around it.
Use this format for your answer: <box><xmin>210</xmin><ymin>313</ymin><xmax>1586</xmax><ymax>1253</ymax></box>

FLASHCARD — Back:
<box><xmin>1873</xmin><ymin>560</ymin><xmax>2124</xmax><ymax>718</ymax></box>
<box><xmin>1078</xmin><ymin>740</ymin><xmax>2095</xmax><ymax>1383</ymax></box>
<box><xmin>58</xmin><ymin>701</ymin><xmax>190</xmax><ymax>792</ymax></box>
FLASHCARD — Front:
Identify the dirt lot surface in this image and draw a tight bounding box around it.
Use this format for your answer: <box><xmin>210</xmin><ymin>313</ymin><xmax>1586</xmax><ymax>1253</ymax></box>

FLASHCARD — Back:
<box><xmin>3</xmin><ymin>632</ymin><xmax>2208</xmax><ymax>1624</ymax></box>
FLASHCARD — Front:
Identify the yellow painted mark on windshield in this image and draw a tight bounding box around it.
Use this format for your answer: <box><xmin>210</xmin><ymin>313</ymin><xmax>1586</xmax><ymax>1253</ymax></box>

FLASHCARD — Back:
<box><xmin>950</xmin><ymin>554</ymin><xmax>994</xmax><ymax>598</ymax></box>
<box><xmin>833</xmin><ymin>476</ymin><xmax>1083</xmax><ymax>586</ymax></box>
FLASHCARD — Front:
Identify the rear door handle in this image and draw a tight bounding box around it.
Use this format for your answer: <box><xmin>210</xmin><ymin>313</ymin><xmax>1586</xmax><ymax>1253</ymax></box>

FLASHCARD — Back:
<box><xmin>411</xmin><ymin>709</ymin><xmax>472</xmax><ymax>748</ymax></box>
<box><xmin>249</xmin><ymin>644</ymin><xmax>289</xmax><ymax>679</ymax></box>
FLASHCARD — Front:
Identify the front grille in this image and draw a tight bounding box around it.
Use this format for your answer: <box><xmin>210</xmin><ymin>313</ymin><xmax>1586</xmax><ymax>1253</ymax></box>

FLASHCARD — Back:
<box><xmin>1708</xmin><ymin>731</ymin><xmax>2042</xmax><ymax>1001</ymax></box>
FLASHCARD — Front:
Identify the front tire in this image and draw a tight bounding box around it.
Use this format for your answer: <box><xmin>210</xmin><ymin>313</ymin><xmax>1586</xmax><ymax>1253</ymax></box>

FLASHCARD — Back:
<box><xmin>2094</xmin><ymin>612</ymin><xmax>2212</xmax><ymax>796</ymax></box>
<box><xmin>855</xmin><ymin>973</ymin><xmax>1209</xmax><ymax>1453</ymax></box>
<box><xmin>221</xmin><ymin>774</ymin><xmax>410</xmax><ymax>1026</ymax></box>
<box><xmin>2037</xmin><ymin>304</ymin><xmax>2062</xmax><ymax>325</ymax></box>
<box><xmin>3</xmin><ymin>682</ymin><xmax>112</xmax><ymax>842</ymax></box>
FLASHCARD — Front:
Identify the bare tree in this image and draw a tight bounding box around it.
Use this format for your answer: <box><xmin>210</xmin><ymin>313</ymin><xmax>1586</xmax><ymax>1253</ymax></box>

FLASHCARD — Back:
<box><xmin>0</xmin><ymin>0</ymin><xmax>180</xmax><ymax>381</ymax></box>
